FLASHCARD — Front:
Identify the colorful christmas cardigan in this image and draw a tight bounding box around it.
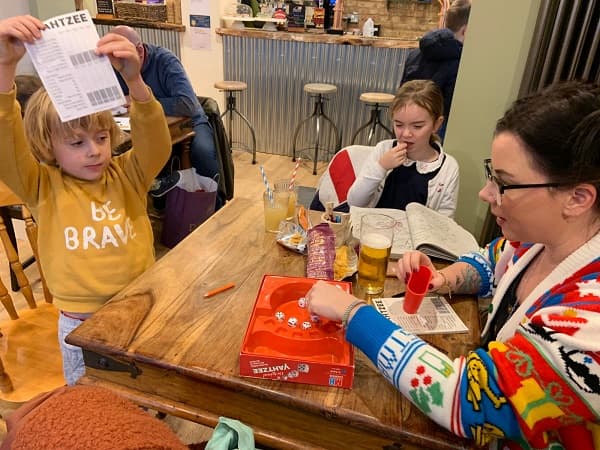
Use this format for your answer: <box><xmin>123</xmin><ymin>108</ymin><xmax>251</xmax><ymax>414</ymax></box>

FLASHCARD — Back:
<box><xmin>347</xmin><ymin>234</ymin><xmax>600</xmax><ymax>449</ymax></box>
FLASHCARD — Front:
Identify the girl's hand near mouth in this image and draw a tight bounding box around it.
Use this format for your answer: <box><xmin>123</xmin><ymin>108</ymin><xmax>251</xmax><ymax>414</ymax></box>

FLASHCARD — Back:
<box><xmin>379</xmin><ymin>141</ymin><xmax>408</xmax><ymax>170</ymax></box>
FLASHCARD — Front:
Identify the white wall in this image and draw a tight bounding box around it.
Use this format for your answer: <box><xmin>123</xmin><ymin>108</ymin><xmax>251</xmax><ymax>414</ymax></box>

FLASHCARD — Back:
<box><xmin>0</xmin><ymin>0</ymin><xmax>34</xmax><ymax>74</ymax></box>
<box><xmin>28</xmin><ymin>0</ymin><xmax>74</xmax><ymax>20</ymax></box>
<box><xmin>179</xmin><ymin>0</ymin><xmax>226</xmax><ymax>110</ymax></box>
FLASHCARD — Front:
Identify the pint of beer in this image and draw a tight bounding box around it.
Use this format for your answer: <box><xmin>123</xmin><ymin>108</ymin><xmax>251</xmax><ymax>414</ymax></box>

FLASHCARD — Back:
<box><xmin>357</xmin><ymin>214</ymin><xmax>395</xmax><ymax>295</ymax></box>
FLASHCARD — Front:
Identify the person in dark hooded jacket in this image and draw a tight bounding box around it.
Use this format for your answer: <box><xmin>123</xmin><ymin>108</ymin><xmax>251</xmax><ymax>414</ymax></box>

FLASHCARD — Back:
<box><xmin>402</xmin><ymin>0</ymin><xmax>471</xmax><ymax>141</ymax></box>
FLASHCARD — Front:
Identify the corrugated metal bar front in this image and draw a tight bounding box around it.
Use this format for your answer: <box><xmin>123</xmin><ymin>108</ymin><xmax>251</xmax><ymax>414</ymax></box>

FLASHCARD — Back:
<box><xmin>95</xmin><ymin>24</ymin><xmax>181</xmax><ymax>58</ymax></box>
<box><xmin>222</xmin><ymin>35</ymin><xmax>408</xmax><ymax>158</ymax></box>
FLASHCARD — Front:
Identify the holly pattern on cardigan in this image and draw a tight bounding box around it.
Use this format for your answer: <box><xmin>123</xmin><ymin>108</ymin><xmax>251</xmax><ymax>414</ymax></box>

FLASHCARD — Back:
<box><xmin>346</xmin><ymin>236</ymin><xmax>600</xmax><ymax>450</ymax></box>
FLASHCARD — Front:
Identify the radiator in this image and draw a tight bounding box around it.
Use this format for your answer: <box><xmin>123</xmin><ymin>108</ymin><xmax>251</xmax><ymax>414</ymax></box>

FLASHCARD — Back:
<box><xmin>222</xmin><ymin>35</ymin><xmax>408</xmax><ymax>158</ymax></box>
<box><xmin>95</xmin><ymin>24</ymin><xmax>181</xmax><ymax>58</ymax></box>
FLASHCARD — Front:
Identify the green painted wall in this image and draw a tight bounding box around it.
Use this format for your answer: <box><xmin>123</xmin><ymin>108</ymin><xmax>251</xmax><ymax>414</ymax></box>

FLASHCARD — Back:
<box><xmin>443</xmin><ymin>0</ymin><xmax>541</xmax><ymax>241</ymax></box>
<box><xmin>28</xmin><ymin>0</ymin><xmax>75</xmax><ymax>20</ymax></box>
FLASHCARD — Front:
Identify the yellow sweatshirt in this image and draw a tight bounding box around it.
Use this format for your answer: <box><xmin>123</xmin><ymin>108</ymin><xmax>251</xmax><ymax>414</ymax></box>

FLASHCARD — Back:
<box><xmin>0</xmin><ymin>88</ymin><xmax>171</xmax><ymax>313</ymax></box>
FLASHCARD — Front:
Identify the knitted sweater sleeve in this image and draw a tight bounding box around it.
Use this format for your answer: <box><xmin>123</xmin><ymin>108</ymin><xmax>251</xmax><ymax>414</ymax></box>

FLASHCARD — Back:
<box><xmin>0</xmin><ymin>88</ymin><xmax>41</xmax><ymax>206</ymax></box>
<box><xmin>347</xmin><ymin>276</ymin><xmax>600</xmax><ymax>450</ymax></box>
<box><xmin>119</xmin><ymin>93</ymin><xmax>172</xmax><ymax>192</ymax></box>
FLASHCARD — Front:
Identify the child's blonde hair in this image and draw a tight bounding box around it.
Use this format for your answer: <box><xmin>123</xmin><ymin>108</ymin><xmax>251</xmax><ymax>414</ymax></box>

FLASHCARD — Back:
<box><xmin>391</xmin><ymin>80</ymin><xmax>444</xmax><ymax>143</ymax></box>
<box><xmin>23</xmin><ymin>87</ymin><xmax>121</xmax><ymax>164</ymax></box>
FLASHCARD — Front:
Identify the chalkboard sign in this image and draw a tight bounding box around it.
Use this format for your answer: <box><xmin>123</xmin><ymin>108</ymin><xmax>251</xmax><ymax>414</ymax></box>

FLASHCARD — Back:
<box><xmin>288</xmin><ymin>4</ymin><xmax>305</xmax><ymax>28</ymax></box>
<box><xmin>96</xmin><ymin>0</ymin><xmax>114</xmax><ymax>15</ymax></box>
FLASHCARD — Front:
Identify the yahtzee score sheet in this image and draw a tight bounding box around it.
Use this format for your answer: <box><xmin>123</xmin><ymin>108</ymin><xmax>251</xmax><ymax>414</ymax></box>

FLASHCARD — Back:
<box><xmin>372</xmin><ymin>295</ymin><xmax>469</xmax><ymax>335</ymax></box>
<box><xmin>24</xmin><ymin>10</ymin><xmax>125</xmax><ymax>122</ymax></box>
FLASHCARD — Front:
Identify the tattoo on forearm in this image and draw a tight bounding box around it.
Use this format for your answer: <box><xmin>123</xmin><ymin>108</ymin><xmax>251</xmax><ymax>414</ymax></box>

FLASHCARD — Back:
<box><xmin>453</xmin><ymin>265</ymin><xmax>481</xmax><ymax>294</ymax></box>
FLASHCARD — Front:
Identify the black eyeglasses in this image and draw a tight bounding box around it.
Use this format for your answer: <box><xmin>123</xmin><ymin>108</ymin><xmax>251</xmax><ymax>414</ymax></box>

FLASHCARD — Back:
<box><xmin>483</xmin><ymin>158</ymin><xmax>565</xmax><ymax>205</ymax></box>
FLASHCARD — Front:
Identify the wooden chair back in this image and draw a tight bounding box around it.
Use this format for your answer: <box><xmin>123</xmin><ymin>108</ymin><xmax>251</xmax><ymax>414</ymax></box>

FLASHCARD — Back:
<box><xmin>0</xmin><ymin>181</ymin><xmax>52</xmax><ymax>320</ymax></box>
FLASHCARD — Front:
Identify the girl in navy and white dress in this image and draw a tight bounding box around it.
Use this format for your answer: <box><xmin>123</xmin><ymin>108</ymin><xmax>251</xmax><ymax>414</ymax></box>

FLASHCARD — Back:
<box><xmin>347</xmin><ymin>79</ymin><xmax>459</xmax><ymax>218</ymax></box>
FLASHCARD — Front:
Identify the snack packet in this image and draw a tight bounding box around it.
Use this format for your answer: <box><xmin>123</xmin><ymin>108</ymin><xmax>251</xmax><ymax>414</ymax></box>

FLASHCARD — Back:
<box><xmin>306</xmin><ymin>223</ymin><xmax>336</xmax><ymax>280</ymax></box>
<box><xmin>333</xmin><ymin>245</ymin><xmax>358</xmax><ymax>280</ymax></box>
<box><xmin>276</xmin><ymin>221</ymin><xmax>307</xmax><ymax>254</ymax></box>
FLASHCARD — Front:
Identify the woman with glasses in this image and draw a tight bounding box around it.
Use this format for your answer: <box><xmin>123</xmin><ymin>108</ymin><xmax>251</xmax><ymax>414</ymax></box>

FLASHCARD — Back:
<box><xmin>307</xmin><ymin>81</ymin><xmax>600</xmax><ymax>449</ymax></box>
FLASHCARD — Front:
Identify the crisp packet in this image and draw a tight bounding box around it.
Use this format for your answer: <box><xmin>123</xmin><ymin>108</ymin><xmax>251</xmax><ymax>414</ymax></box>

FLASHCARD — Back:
<box><xmin>333</xmin><ymin>245</ymin><xmax>358</xmax><ymax>281</ymax></box>
<box><xmin>306</xmin><ymin>223</ymin><xmax>336</xmax><ymax>280</ymax></box>
<box><xmin>276</xmin><ymin>222</ymin><xmax>307</xmax><ymax>254</ymax></box>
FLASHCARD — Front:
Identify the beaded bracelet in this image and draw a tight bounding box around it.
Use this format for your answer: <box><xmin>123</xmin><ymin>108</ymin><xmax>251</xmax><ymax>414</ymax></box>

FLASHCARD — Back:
<box><xmin>342</xmin><ymin>300</ymin><xmax>367</xmax><ymax>329</ymax></box>
<box><xmin>436</xmin><ymin>270</ymin><xmax>452</xmax><ymax>299</ymax></box>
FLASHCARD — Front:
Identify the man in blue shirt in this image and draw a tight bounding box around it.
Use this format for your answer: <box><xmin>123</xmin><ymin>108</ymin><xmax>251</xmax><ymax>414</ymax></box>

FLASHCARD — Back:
<box><xmin>112</xmin><ymin>26</ymin><xmax>221</xmax><ymax>206</ymax></box>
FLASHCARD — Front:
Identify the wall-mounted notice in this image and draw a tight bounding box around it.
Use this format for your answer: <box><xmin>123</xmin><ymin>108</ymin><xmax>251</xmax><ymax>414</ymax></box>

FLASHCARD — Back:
<box><xmin>190</xmin><ymin>0</ymin><xmax>211</xmax><ymax>50</ymax></box>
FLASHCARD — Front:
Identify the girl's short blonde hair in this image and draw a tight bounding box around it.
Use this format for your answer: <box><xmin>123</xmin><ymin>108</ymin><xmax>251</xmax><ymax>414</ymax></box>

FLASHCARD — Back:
<box><xmin>23</xmin><ymin>87</ymin><xmax>121</xmax><ymax>164</ymax></box>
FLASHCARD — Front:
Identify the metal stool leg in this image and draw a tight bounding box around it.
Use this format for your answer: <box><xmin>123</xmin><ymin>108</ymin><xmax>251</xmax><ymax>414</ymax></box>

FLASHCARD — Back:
<box><xmin>313</xmin><ymin>97</ymin><xmax>323</xmax><ymax>175</ymax></box>
<box><xmin>351</xmin><ymin>103</ymin><xmax>393</xmax><ymax>145</ymax></box>
<box><xmin>220</xmin><ymin>91</ymin><xmax>257</xmax><ymax>164</ymax></box>
<box><xmin>219</xmin><ymin>91</ymin><xmax>235</xmax><ymax>149</ymax></box>
<box><xmin>232</xmin><ymin>108</ymin><xmax>257</xmax><ymax>164</ymax></box>
<box><xmin>319</xmin><ymin>103</ymin><xmax>341</xmax><ymax>158</ymax></box>
<box><xmin>367</xmin><ymin>106</ymin><xmax>380</xmax><ymax>144</ymax></box>
<box><xmin>293</xmin><ymin>94</ymin><xmax>340</xmax><ymax>175</ymax></box>
<box><xmin>292</xmin><ymin>101</ymin><xmax>319</xmax><ymax>163</ymax></box>
<box><xmin>371</xmin><ymin>104</ymin><xmax>393</xmax><ymax>142</ymax></box>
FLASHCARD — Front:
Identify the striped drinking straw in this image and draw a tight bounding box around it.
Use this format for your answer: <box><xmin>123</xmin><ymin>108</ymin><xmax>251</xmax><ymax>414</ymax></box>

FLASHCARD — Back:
<box><xmin>289</xmin><ymin>158</ymin><xmax>300</xmax><ymax>191</ymax></box>
<box><xmin>259</xmin><ymin>165</ymin><xmax>273</xmax><ymax>202</ymax></box>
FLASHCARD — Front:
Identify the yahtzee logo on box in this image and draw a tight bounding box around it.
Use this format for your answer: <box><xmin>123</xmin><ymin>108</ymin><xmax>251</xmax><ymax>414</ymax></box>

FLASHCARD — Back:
<box><xmin>252</xmin><ymin>363</ymin><xmax>291</xmax><ymax>375</ymax></box>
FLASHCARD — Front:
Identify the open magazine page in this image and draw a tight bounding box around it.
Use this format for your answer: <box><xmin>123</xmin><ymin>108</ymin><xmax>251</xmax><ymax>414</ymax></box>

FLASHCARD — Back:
<box><xmin>372</xmin><ymin>295</ymin><xmax>468</xmax><ymax>335</ymax></box>
<box><xmin>24</xmin><ymin>10</ymin><xmax>125</xmax><ymax>122</ymax></box>
<box><xmin>405</xmin><ymin>203</ymin><xmax>480</xmax><ymax>261</ymax></box>
<box><xmin>350</xmin><ymin>206</ymin><xmax>412</xmax><ymax>258</ymax></box>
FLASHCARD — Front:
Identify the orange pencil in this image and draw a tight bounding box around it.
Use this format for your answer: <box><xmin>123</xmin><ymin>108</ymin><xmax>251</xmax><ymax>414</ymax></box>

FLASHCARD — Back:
<box><xmin>203</xmin><ymin>282</ymin><xmax>235</xmax><ymax>298</ymax></box>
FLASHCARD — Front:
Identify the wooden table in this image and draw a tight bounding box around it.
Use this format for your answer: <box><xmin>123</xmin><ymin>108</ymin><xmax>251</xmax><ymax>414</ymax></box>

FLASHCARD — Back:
<box><xmin>68</xmin><ymin>197</ymin><xmax>480</xmax><ymax>450</ymax></box>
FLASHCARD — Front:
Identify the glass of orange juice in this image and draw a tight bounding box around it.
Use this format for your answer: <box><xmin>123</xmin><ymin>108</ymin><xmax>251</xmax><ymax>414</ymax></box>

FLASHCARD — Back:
<box><xmin>263</xmin><ymin>190</ymin><xmax>290</xmax><ymax>233</ymax></box>
<box><xmin>273</xmin><ymin>180</ymin><xmax>297</xmax><ymax>220</ymax></box>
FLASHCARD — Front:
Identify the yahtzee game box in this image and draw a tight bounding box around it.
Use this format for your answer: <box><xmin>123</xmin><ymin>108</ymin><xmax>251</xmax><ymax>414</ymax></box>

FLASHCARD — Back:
<box><xmin>239</xmin><ymin>275</ymin><xmax>355</xmax><ymax>388</ymax></box>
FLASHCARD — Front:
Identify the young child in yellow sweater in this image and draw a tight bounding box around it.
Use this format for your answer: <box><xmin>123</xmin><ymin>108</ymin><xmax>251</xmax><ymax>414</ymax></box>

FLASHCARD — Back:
<box><xmin>0</xmin><ymin>15</ymin><xmax>171</xmax><ymax>385</ymax></box>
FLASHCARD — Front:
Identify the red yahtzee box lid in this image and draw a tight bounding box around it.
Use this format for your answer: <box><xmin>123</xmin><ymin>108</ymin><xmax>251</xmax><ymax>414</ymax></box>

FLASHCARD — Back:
<box><xmin>239</xmin><ymin>275</ymin><xmax>354</xmax><ymax>388</ymax></box>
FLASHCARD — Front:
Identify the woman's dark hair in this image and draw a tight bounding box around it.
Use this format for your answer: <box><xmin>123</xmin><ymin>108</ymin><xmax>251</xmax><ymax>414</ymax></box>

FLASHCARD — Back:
<box><xmin>495</xmin><ymin>81</ymin><xmax>600</xmax><ymax>191</ymax></box>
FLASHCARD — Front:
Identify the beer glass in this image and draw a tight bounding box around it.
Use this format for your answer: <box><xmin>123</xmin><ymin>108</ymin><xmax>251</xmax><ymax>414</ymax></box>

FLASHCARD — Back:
<box><xmin>357</xmin><ymin>214</ymin><xmax>395</xmax><ymax>295</ymax></box>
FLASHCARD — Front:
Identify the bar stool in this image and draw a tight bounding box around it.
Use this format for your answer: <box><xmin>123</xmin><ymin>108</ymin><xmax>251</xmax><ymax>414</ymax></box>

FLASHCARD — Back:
<box><xmin>214</xmin><ymin>80</ymin><xmax>257</xmax><ymax>164</ymax></box>
<box><xmin>351</xmin><ymin>92</ymin><xmax>395</xmax><ymax>145</ymax></box>
<box><xmin>292</xmin><ymin>83</ymin><xmax>341</xmax><ymax>175</ymax></box>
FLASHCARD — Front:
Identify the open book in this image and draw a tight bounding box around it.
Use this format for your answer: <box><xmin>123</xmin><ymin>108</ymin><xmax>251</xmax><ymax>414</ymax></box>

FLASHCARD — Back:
<box><xmin>372</xmin><ymin>295</ymin><xmax>468</xmax><ymax>335</ymax></box>
<box><xmin>350</xmin><ymin>202</ymin><xmax>480</xmax><ymax>261</ymax></box>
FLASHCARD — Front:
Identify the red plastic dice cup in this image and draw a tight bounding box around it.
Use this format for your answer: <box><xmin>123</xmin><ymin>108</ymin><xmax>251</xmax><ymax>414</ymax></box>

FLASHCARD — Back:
<box><xmin>403</xmin><ymin>265</ymin><xmax>433</xmax><ymax>314</ymax></box>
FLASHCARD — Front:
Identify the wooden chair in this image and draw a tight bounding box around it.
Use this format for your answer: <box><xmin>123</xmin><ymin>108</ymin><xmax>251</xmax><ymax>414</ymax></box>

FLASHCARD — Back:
<box><xmin>0</xmin><ymin>182</ymin><xmax>52</xmax><ymax>320</ymax></box>
<box><xmin>0</xmin><ymin>347</ymin><xmax>14</xmax><ymax>393</ymax></box>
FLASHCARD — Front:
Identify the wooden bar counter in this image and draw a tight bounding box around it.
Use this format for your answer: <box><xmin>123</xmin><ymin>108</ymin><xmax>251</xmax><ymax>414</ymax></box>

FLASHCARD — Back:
<box><xmin>68</xmin><ymin>190</ymin><xmax>479</xmax><ymax>449</ymax></box>
<box><xmin>216</xmin><ymin>27</ymin><xmax>418</xmax><ymax>49</ymax></box>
